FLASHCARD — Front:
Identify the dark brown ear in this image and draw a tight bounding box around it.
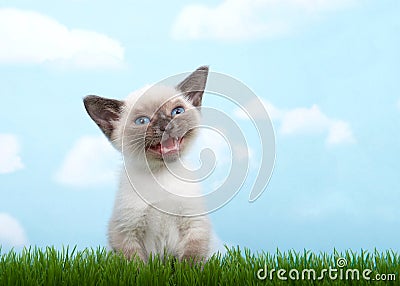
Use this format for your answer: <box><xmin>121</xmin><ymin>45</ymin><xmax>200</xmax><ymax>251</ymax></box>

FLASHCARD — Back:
<box><xmin>83</xmin><ymin>95</ymin><xmax>123</xmax><ymax>139</ymax></box>
<box><xmin>176</xmin><ymin>65</ymin><xmax>209</xmax><ymax>107</ymax></box>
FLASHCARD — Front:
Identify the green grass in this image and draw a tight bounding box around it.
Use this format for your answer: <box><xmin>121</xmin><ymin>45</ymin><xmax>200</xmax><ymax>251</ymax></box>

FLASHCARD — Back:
<box><xmin>0</xmin><ymin>246</ymin><xmax>399</xmax><ymax>285</ymax></box>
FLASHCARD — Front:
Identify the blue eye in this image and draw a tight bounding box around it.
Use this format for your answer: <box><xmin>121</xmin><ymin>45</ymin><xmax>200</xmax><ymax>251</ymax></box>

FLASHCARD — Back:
<box><xmin>135</xmin><ymin>116</ymin><xmax>150</xmax><ymax>125</ymax></box>
<box><xmin>171</xmin><ymin>106</ymin><xmax>185</xmax><ymax>117</ymax></box>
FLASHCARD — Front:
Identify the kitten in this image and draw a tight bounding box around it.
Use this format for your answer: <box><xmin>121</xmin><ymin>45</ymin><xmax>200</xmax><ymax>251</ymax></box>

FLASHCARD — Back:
<box><xmin>83</xmin><ymin>66</ymin><xmax>211</xmax><ymax>262</ymax></box>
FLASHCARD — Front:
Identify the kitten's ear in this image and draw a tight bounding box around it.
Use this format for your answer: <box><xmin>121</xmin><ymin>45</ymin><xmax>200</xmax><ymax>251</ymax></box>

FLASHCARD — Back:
<box><xmin>83</xmin><ymin>95</ymin><xmax>123</xmax><ymax>139</ymax></box>
<box><xmin>177</xmin><ymin>65</ymin><xmax>209</xmax><ymax>107</ymax></box>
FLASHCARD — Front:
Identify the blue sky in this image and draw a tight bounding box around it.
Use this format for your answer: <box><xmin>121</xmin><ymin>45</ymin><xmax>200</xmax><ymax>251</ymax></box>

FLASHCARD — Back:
<box><xmin>1</xmin><ymin>0</ymin><xmax>399</xmax><ymax>253</ymax></box>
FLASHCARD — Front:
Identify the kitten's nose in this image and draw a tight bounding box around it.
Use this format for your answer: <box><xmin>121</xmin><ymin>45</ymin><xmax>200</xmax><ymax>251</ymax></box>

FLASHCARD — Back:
<box><xmin>158</xmin><ymin>119</ymin><xmax>170</xmax><ymax>132</ymax></box>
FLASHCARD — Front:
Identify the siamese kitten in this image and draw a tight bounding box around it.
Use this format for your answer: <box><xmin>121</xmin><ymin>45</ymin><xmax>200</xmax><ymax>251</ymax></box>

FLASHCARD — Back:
<box><xmin>83</xmin><ymin>66</ymin><xmax>211</xmax><ymax>262</ymax></box>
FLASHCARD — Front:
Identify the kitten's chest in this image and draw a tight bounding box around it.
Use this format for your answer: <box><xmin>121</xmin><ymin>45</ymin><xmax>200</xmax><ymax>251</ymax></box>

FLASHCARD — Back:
<box><xmin>127</xmin><ymin>166</ymin><xmax>201</xmax><ymax>197</ymax></box>
<box><xmin>143</xmin><ymin>211</ymin><xmax>181</xmax><ymax>255</ymax></box>
<box><xmin>118</xmin><ymin>165</ymin><xmax>204</xmax><ymax>220</ymax></box>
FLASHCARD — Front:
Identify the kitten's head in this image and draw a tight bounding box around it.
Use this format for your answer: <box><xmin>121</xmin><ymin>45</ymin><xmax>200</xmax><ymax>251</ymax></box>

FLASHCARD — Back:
<box><xmin>83</xmin><ymin>66</ymin><xmax>208</xmax><ymax>168</ymax></box>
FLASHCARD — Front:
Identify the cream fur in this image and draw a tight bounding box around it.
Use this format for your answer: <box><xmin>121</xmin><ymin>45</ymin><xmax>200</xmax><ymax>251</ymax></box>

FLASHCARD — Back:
<box><xmin>107</xmin><ymin>85</ymin><xmax>211</xmax><ymax>261</ymax></box>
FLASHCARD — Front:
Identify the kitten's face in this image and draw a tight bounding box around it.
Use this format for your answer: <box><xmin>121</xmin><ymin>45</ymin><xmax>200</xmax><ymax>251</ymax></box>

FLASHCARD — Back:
<box><xmin>122</xmin><ymin>87</ymin><xmax>201</xmax><ymax>163</ymax></box>
<box><xmin>84</xmin><ymin>66</ymin><xmax>208</xmax><ymax>166</ymax></box>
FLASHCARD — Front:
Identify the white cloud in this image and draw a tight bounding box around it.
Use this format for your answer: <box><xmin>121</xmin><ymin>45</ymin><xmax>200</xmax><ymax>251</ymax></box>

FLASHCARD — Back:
<box><xmin>55</xmin><ymin>135</ymin><xmax>120</xmax><ymax>188</ymax></box>
<box><xmin>171</xmin><ymin>0</ymin><xmax>356</xmax><ymax>41</ymax></box>
<box><xmin>0</xmin><ymin>213</ymin><xmax>29</xmax><ymax>247</ymax></box>
<box><xmin>0</xmin><ymin>8</ymin><xmax>124</xmax><ymax>69</ymax></box>
<box><xmin>279</xmin><ymin>104</ymin><xmax>330</xmax><ymax>135</ymax></box>
<box><xmin>235</xmin><ymin>99</ymin><xmax>355</xmax><ymax>145</ymax></box>
<box><xmin>0</xmin><ymin>134</ymin><xmax>24</xmax><ymax>174</ymax></box>
<box><xmin>326</xmin><ymin>120</ymin><xmax>355</xmax><ymax>145</ymax></box>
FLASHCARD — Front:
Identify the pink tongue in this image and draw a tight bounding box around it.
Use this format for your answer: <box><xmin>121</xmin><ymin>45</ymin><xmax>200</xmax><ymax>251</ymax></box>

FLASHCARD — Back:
<box><xmin>161</xmin><ymin>138</ymin><xmax>179</xmax><ymax>154</ymax></box>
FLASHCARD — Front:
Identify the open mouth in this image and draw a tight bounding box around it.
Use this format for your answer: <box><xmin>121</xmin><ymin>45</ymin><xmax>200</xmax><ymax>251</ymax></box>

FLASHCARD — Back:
<box><xmin>147</xmin><ymin>137</ymin><xmax>184</xmax><ymax>157</ymax></box>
